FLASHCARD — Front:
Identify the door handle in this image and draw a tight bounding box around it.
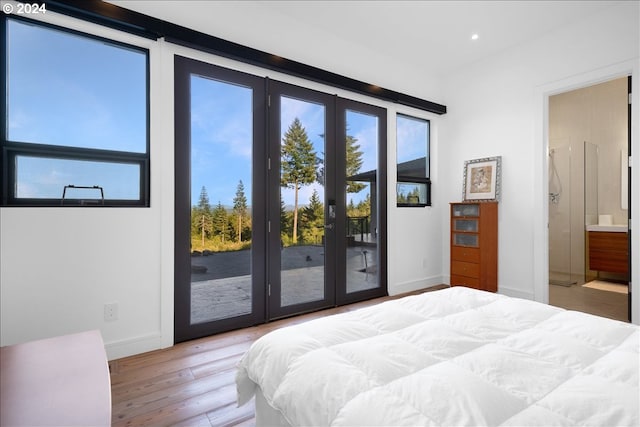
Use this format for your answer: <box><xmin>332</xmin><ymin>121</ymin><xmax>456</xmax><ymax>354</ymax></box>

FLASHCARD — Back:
<box><xmin>324</xmin><ymin>223</ymin><xmax>334</xmax><ymax>230</ymax></box>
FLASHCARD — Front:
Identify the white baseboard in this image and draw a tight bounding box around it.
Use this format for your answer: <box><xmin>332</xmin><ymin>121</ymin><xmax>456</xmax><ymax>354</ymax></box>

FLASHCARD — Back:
<box><xmin>498</xmin><ymin>286</ymin><xmax>535</xmax><ymax>301</ymax></box>
<box><xmin>389</xmin><ymin>276</ymin><xmax>445</xmax><ymax>296</ymax></box>
<box><xmin>104</xmin><ymin>332</ymin><xmax>164</xmax><ymax>360</ymax></box>
<box><xmin>443</xmin><ymin>275</ymin><xmax>535</xmax><ymax>301</ymax></box>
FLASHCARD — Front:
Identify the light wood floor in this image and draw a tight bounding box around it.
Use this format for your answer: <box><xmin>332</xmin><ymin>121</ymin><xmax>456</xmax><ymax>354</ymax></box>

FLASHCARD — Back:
<box><xmin>109</xmin><ymin>283</ymin><xmax>628</xmax><ymax>426</ymax></box>
<box><xmin>109</xmin><ymin>285</ymin><xmax>448</xmax><ymax>427</ymax></box>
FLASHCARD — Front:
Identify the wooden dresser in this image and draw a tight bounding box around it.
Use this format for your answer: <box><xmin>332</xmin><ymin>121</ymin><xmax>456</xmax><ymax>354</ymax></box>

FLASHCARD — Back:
<box><xmin>450</xmin><ymin>202</ymin><xmax>498</xmax><ymax>292</ymax></box>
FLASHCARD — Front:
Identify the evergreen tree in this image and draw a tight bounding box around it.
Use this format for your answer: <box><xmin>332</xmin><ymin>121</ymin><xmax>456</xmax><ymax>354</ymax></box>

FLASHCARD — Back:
<box><xmin>347</xmin><ymin>198</ymin><xmax>357</xmax><ymax>217</ymax></box>
<box><xmin>196</xmin><ymin>186</ymin><xmax>211</xmax><ymax>213</ymax></box>
<box><xmin>281</xmin><ymin>117</ymin><xmax>317</xmax><ymax>244</ymax></box>
<box><xmin>212</xmin><ymin>201</ymin><xmax>228</xmax><ymax>243</ymax></box>
<box><xmin>346</xmin><ymin>133</ymin><xmax>366</xmax><ymax>193</ymax></box>
<box><xmin>316</xmin><ymin>130</ymin><xmax>365</xmax><ymax>194</ymax></box>
<box><xmin>233</xmin><ymin>180</ymin><xmax>248</xmax><ymax>243</ymax></box>
<box><xmin>279</xmin><ymin>195</ymin><xmax>292</xmax><ymax>246</ymax></box>
<box><xmin>300</xmin><ymin>189</ymin><xmax>324</xmax><ymax>244</ymax></box>
<box><xmin>193</xmin><ymin>186</ymin><xmax>213</xmax><ymax>249</ymax></box>
<box><xmin>358</xmin><ymin>192</ymin><xmax>371</xmax><ymax>217</ymax></box>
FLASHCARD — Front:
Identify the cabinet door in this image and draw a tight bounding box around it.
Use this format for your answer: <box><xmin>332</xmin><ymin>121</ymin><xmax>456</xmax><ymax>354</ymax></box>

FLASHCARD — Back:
<box><xmin>453</xmin><ymin>233</ymin><xmax>479</xmax><ymax>247</ymax></box>
<box><xmin>452</xmin><ymin>204</ymin><xmax>479</xmax><ymax>217</ymax></box>
<box><xmin>453</xmin><ymin>219</ymin><xmax>478</xmax><ymax>232</ymax></box>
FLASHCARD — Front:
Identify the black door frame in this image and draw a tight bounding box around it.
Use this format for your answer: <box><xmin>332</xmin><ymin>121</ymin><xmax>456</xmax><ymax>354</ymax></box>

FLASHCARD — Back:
<box><xmin>628</xmin><ymin>75</ymin><xmax>632</xmax><ymax>322</ymax></box>
<box><xmin>266</xmin><ymin>80</ymin><xmax>337</xmax><ymax>319</ymax></box>
<box><xmin>335</xmin><ymin>97</ymin><xmax>388</xmax><ymax>306</ymax></box>
<box><xmin>174</xmin><ymin>56</ymin><xmax>267</xmax><ymax>343</ymax></box>
<box><xmin>174</xmin><ymin>57</ymin><xmax>388</xmax><ymax>342</ymax></box>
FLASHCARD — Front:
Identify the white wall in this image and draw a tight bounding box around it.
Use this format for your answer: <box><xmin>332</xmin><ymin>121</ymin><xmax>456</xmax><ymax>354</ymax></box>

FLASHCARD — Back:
<box><xmin>0</xmin><ymin>10</ymin><xmax>170</xmax><ymax>359</ymax></box>
<box><xmin>0</xmin><ymin>6</ymin><xmax>446</xmax><ymax>359</ymax></box>
<box><xmin>440</xmin><ymin>2</ymin><xmax>639</xmax><ymax>324</ymax></box>
<box><xmin>2</xmin><ymin>2</ymin><xmax>638</xmax><ymax>360</ymax></box>
<box><xmin>386</xmin><ymin>111</ymin><xmax>446</xmax><ymax>295</ymax></box>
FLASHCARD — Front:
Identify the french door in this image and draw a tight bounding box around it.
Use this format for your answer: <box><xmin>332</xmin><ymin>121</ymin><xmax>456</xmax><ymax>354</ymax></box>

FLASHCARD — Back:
<box><xmin>174</xmin><ymin>57</ymin><xmax>267</xmax><ymax>342</ymax></box>
<box><xmin>175</xmin><ymin>57</ymin><xmax>386</xmax><ymax>342</ymax></box>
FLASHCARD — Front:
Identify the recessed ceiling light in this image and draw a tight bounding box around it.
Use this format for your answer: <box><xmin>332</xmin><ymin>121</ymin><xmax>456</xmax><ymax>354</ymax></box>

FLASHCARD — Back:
<box><xmin>471</xmin><ymin>34</ymin><xmax>479</xmax><ymax>41</ymax></box>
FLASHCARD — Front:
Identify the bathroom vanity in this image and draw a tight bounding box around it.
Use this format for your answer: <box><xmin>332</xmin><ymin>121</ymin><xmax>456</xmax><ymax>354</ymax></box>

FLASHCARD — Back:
<box><xmin>586</xmin><ymin>225</ymin><xmax>629</xmax><ymax>274</ymax></box>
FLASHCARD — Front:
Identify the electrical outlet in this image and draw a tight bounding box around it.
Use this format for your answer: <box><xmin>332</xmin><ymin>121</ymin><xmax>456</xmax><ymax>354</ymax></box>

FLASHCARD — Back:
<box><xmin>104</xmin><ymin>303</ymin><xmax>118</xmax><ymax>322</ymax></box>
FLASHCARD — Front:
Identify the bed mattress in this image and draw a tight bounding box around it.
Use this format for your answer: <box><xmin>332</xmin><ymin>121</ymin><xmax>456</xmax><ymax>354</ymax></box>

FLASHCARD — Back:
<box><xmin>236</xmin><ymin>287</ymin><xmax>639</xmax><ymax>426</ymax></box>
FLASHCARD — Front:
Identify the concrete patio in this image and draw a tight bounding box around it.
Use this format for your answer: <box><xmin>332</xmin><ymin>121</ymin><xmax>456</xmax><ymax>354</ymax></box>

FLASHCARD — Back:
<box><xmin>190</xmin><ymin>245</ymin><xmax>378</xmax><ymax>324</ymax></box>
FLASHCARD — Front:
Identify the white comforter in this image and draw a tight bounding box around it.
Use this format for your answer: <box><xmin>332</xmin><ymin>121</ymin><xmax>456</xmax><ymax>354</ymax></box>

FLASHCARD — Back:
<box><xmin>236</xmin><ymin>287</ymin><xmax>639</xmax><ymax>426</ymax></box>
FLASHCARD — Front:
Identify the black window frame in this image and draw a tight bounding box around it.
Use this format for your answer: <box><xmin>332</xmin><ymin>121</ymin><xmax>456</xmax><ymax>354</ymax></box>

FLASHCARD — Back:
<box><xmin>1</xmin><ymin>15</ymin><xmax>151</xmax><ymax>207</ymax></box>
<box><xmin>396</xmin><ymin>113</ymin><xmax>431</xmax><ymax>207</ymax></box>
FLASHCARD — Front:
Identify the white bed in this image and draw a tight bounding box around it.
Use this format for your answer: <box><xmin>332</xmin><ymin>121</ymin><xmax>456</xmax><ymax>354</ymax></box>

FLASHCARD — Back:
<box><xmin>236</xmin><ymin>287</ymin><xmax>639</xmax><ymax>426</ymax></box>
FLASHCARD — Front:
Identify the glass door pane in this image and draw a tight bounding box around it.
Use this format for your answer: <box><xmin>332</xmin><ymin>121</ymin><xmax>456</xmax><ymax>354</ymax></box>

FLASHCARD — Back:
<box><xmin>279</xmin><ymin>96</ymin><xmax>327</xmax><ymax>307</ymax></box>
<box><xmin>345</xmin><ymin>110</ymin><xmax>380</xmax><ymax>293</ymax></box>
<box><xmin>174</xmin><ymin>56</ymin><xmax>265</xmax><ymax>343</ymax></box>
<box><xmin>189</xmin><ymin>75</ymin><xmax>254</xmax><ymax>323</ymax></box>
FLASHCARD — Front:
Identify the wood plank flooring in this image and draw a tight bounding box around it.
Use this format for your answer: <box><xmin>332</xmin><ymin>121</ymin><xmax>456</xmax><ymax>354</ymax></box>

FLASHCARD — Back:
<box><xmin>549</xmin><ymin>281</ymin><xmax>629</xmax><ymax>322</ymax></box>
<box><xmin>109</xmin><ymin>286</ymin><xmax>448</xmax><ymax>427</ymax></box>
<box><xmin>109</xmin><ymin>282</ymin><xmax>628</xmax><ymax>426</ymax></box>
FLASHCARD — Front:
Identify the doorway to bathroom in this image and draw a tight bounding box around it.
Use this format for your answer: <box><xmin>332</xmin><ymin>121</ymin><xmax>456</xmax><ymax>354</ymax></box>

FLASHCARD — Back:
<box><xmin>548</xmin><ymin>76</ymin><xmax>630</xmax><ymax>322</ymax></box>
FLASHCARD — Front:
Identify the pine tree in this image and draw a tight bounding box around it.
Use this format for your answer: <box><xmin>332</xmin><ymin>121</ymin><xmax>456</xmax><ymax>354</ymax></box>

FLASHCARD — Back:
<box><xmin>279</xmin><ymin>195</ymin><xmax>292</xmax><ymax>246</ymax></box>
<box><xmin>281</xmin><ymin>117</ymin><xmax>317</xmax><ymax>244</ymax></box>
<box><xmin>233</xmin><ymin>180</ymin><xmax>248</xmax><ymax>243</ymax></box>
<box><xmin>346</xmin><ymin>133</ymin><xmax>366</xmax><ymax>193</ymax></box>
<box><xmin>301</xmin><ymin>189</ymin><xmax>324</xmax><ymax>244</ymax></box>
<box><xmin>192</xmin><ymin>186</ymin><xmax>213</xmax><ymax>249</ymax></box>
<box><xmin>197</xmin><ymin>186</ymin><xmax>211</xmax><ymax>213</ymax></box>
<box><xmin>212</xmin><ymin>201</ymin><xmax>228</xmax><ymax>243</ymax></box>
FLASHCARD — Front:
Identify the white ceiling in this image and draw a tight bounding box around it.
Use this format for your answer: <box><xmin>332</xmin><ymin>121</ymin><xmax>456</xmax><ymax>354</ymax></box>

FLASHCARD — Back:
<box><xmin>111</xmin><ymin>0</ymin><xmax>626</xmax><ymax>78</ymax></box>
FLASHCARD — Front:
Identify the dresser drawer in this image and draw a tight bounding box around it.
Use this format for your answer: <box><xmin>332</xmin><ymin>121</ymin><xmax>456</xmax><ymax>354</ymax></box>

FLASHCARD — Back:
<box><xmin>451</xmin><ymin>260</ymin><xmax>480</xmax><ymax>278</ymax></box>
<box><xmin>451</xmin><ymin>275</ymin><xmax>480</xmax><ymax>289</ymax></box>
<box><xmin>451</xmin><ymin>246</ymin><xmax>480</xmax><ymax>263</ymax></box>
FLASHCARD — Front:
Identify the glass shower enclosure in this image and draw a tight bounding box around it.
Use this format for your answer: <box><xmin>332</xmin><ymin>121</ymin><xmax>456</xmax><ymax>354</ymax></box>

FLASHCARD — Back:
<box><xmin>548</xmin><ymin>141</ymin><xmax>598</xmax><ymax>286</ymax></box>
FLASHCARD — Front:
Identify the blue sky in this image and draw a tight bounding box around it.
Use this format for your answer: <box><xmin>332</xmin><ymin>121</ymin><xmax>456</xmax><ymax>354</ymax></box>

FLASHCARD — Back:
<box><xmin>191</xmin><ymin>90</ymin><xmax>383</xmax><ymax>209</ymax></box>
<box><xmin>191</xmin><ymin>101</ymin><xmax>430</xmax><ymax>209</ymax></box>
<box><xmin>7</xmin><ymin>18</ymin><xmax>428</xmax><ymax>205</ymax></box>
<box><xmin>397</xmin><ymin>114</ymin><xmax>429</xmax><ymax>165</ymax></box>
<box><xmin>7</xmin><ymin>18</ymin><xmax>146</xmax><ymax>199</ymax></box>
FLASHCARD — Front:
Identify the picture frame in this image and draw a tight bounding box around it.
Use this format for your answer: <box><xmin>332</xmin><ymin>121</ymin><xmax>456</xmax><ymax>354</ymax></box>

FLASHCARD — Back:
<box><xmin>463</xmin><ymin>156</ymin><xmax>501</xmax><ymax>201</ymax></box>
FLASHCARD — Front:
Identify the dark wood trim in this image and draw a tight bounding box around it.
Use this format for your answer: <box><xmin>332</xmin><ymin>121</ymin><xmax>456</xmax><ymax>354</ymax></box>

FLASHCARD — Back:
<box><xmin>42</xmin><ymin>0</ymin><xmax>447</xmax><ymax>115</ymax></box>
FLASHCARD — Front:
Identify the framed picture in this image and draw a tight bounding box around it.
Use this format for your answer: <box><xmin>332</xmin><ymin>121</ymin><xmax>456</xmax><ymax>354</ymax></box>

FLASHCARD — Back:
<box><xmin>463</xmin><ymin>156</ymin><xmax>501</xmax><ymax>201</ymax></box>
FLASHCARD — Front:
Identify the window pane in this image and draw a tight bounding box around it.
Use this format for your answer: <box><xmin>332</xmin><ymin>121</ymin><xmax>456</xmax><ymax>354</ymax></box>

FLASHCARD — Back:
<box><xmin>189</xmin><ymin>74</ymin><xmax>254</xmax><ymax>323</ymax></box>
<box><xmin>16</xmin><ymin>156</ymin><xmax>140</xmax><ymax>200</ymax></box>
<box><xmin>396</xmin><ymin>114</ymin><xmax>429</xmax><ymax>178</ymax></box>
<box><xmin>7</xmin><ymin>18</ymin><xmax>147</xmax><ymax>153</ymax></box>
<box><xmin>279</xmin><ymin>96</ymin><xmax>326</xmax><ymax>307</ymax></box>
<box><xmin>345</xmin><ymin>109</ymin><xmax>379</xmax><ymax>293</ymax></box>
<box><xmin>396</xmin><ymin>182</ymin><xmax>427</xmax><ymax>205</ymax></box>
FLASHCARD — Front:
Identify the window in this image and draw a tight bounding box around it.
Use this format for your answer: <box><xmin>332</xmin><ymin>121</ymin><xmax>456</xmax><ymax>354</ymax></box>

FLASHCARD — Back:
<box><xmin>2</xmin><ymin>17</ymin><xmax>149</xmax><ymax>206</ymax></box>
<box><xmin>396</xmin><ymin>114</ymin><xmax>430</xmax><ymax>206</ymax></box>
